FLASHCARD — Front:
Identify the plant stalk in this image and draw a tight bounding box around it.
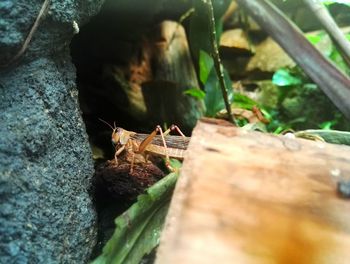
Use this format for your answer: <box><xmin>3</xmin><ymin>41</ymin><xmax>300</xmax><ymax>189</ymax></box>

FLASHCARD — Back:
<box><xmin>203</xmin><ymin>0</ymin><xmax>235</xmax><ymax>124</ymax></box>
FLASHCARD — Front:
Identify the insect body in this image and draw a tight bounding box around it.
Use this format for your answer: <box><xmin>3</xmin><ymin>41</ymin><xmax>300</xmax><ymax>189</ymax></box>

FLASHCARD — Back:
<box><xmin>100</xmin><ymin>119</ymin><xmax>189</xmax><ymax>172</ymax></box>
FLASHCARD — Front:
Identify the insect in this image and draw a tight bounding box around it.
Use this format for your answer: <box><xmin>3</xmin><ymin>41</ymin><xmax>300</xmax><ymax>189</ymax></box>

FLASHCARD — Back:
<box><xmin>99</xmin><ymin>119</ymin><xmax>190</xmax><ymax>172</ymax></box>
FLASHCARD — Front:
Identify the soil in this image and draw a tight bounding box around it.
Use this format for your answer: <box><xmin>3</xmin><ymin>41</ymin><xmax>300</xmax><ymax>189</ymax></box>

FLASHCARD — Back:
<box><xmin>95</xmin><ymin>159</ymin><xmax>165</xmax><ymax>200</ymax></box>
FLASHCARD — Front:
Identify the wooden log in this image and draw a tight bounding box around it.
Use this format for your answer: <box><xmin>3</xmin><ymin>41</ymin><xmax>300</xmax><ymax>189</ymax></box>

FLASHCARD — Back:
<box><xmin>156</xmin><ymin>120</ymin><xmax>350</xmax><ymax>264</ymax></box>
<box><xmin>142</xmin><ymin>20</ymin><xmax>205</xmax><ymax>133</ymax></box>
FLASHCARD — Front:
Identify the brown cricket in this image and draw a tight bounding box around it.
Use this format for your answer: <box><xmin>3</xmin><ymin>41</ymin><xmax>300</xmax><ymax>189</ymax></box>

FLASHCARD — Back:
<box><xmin>100</xmin><ymin>119</ymin><xmax>190</xmax><ymax>171</ymax></box>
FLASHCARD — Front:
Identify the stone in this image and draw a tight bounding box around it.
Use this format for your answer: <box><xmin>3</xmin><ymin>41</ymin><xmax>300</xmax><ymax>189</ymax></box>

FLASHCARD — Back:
<box><xmin>0</xmin><ymin>0</ymin><xmax>104</xmax><ymax>263</ymax></box>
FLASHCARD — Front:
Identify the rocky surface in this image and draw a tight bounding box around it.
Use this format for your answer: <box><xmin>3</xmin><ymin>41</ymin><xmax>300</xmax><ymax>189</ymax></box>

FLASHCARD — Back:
<box><xmin>0</xmin><ymin>0</ymin><xmax>104</xmax><ymax>263</ymax></box>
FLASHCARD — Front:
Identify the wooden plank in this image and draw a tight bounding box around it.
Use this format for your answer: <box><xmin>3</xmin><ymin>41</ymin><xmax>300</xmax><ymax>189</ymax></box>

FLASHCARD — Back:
<box><xmin>156</xmin><ymin>120</ymin><xmax>350</xmax><ymax>264</ymax></box>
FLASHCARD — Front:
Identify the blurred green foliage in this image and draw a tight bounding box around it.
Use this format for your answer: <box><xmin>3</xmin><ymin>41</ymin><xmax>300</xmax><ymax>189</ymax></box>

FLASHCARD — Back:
<box><xmin>183</xmin><ymin>88</ymin><xmax>206</xmax><ymax>99</ymax></box>
<box><xmin>232</xmin><ymin>93</ymin><xmax>259</xmax><ymax>110</ymax></box>
<box><xmin>265</xmin><ymin>30</ymin><xmax>350</xmax><ymax>133</ymax></box>
<box><xmin>199</xmin><ymin>50</ymin><xmax>234</xmax><ymax>116</ymax></box>
<box><xmin>306</xmin><ymin>32</ymin><xmax>350</xmax><ymax>75</ymax></box>
<box><xmin>321</xmin><ymin>0</ymin><xmax>350</xmax><ymax>7</ymax></box>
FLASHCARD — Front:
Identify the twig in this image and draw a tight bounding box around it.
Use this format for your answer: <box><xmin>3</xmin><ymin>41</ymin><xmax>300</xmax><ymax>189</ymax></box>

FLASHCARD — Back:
<box><xmin>203</xmin><ymin>0</ymin><xmax>235</xmax><ymax>124</ymax></box>
<box><xmin>179</xmin><ymin>7</ymin><xmax>195</xmax><ymax>24</ymax></box>
<box><xmin>166</xmin><ymin>8</ymin><xmax>195</xmax><ymax>50</ymax></box>
<box><xmin>303</xmin><ymin>0</ymin><xmax>350</xmax><ymax>68</ymax></box>
<box><xmin>0</xmin><ymin>0</ymin><xmax>51</xmax><ymax>68</ymax></box>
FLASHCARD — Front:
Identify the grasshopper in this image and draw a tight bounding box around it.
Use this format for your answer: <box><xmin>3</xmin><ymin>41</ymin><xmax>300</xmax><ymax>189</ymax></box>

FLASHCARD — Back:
<box><xmin>100</xmin><ymin>119</ymin><xmax>190</xmax><ymax>172</ymax></box>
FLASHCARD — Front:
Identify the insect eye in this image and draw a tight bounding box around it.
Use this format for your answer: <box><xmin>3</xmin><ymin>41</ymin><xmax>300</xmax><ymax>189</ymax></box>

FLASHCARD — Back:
<box><xmin>111</xmin><ymin>130</ymin><xmax>120</xmax><ymax>145</ymax></box>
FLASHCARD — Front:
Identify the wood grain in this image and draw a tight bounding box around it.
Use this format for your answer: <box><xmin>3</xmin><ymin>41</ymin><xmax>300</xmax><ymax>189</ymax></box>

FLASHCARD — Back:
<box><xmin>156</xmin><ymin>121</ymin><xmax>350</xmax><ymax>264</ymax></box>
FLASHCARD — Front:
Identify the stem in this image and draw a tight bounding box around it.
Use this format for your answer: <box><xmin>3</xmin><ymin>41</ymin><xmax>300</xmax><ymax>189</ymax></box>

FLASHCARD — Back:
<box><xmin>204</xmin><ymin>0</ymin><xmax>235</xmax><ymax>124</ymax></box>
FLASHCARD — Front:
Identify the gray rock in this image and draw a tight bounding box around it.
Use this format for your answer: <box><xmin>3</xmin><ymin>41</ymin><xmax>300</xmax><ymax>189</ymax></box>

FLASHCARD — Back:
<box><xmin>0</xmin><ymin>0</ymin><xmax>104</xmax><ymax>263</ymax></box>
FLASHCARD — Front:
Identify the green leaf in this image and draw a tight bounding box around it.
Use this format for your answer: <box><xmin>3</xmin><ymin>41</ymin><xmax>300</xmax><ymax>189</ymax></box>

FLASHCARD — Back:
<box><xmin>91</xmin><ymin>162</ymin><xmax>181</xmax><ymax>264</ymax></box>
<box><xmin>183</xmin><ymin>88</ymin><xmax>206</xmax><ymax>100</ymax></box>
<box><xmin>199</xmin><ymin>50</ymin><xmax>214</xmax><ymax>84</ymax></box>
<box><xmin>319</xmin><ymin>120</ymin><xmax>338</xmax><ymax>129</ymax></box>
<box><xmin>329</xmin><ymin>46</ymin><xmax>350</xmax><ymax>75</ymax></box>
<box><xmin>272</xmin><ymin>69</ymin><xmax>303</xmax><ymax>86</ymax></box>
<box><xmin>232</xmin><ymin>93</ymin><xmax>259</xmax><ymax>109</ymax></box>
<box><xmin>204</xmin><ymin>67</ymin><xmax>233</xmax><ymax>117</ymax></box>
<box><xmin>295</xmin><ymin>130</ymin><xmax>350</xmax><ymax>145</ymax></box>
<box><xmin>306</xmin><ymin>34</ymin><xmax>323</xmax><ymax>45</ymax></box>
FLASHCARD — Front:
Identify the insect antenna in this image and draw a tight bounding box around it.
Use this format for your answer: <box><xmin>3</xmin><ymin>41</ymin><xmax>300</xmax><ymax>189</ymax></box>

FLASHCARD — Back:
<box><xmin>98</xmin><ymin>118</ymin><xmax>116</xmax><ymax>131</ymax></box>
